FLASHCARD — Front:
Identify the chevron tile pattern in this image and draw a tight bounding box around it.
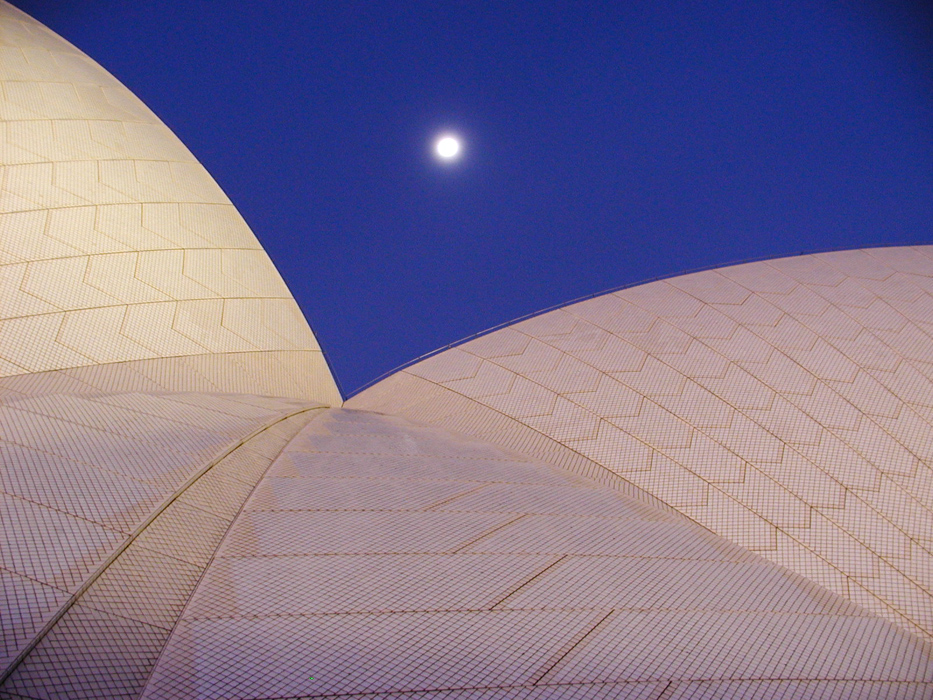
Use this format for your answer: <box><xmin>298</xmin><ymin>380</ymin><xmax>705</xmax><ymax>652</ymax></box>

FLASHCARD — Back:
<box><xmin>0</xmin><ymin>2</ymin><xmax>340</xmax><ymax>405</ymax></box>
<box><xmin>139</xmin><ymin>409</ymin><xmax>933</xmax><ymax>700</ymax></box>
<box><xmin>4</xmin><ymin>2</ymin><xmax>933</xmax><ymax>698</ymax></box>
<box><xmin>351</xmin><ymin>247</ymin><xmax>933</xmax><ymax>643</ymax></box>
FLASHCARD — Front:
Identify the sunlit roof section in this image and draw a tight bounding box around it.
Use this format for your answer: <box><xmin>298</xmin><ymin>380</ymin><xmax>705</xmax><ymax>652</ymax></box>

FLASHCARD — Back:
<box><xmin>0</xmin><ymin>1</ymin><xmax>340</xmax><ymax>405</ymax></box>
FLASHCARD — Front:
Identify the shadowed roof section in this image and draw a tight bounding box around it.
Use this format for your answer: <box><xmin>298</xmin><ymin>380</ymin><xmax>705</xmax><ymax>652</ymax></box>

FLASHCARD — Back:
<box><xmin>0</xmin><ymin>1</ymin><xmax>340</xmax><ymax>404</ymax></box>
<box><xmin>142</xmin><ymin>410</ymin><xmax>933</xmax><ymax>698</ymax></box>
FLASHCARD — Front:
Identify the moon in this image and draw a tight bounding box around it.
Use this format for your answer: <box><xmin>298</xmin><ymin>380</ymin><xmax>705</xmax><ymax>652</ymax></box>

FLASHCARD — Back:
<box><xmin>434</xmin><ymin>135</ymin><xmax>461</xmax><ymax>161</ymax></box>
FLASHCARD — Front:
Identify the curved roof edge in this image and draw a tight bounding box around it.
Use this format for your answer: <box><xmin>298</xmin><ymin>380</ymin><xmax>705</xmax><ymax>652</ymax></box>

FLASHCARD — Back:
<box><xmin>350</xmin><ymin>243</ymin><xmax>933</xmax><ymax>399</ymax></box>
<box><xmin>0</xmin><ymin>2</ymin><xmax>341</xmax><ymax>405</ymax></box>
<box><xmin>350</xmin><ymin>245</ymin><xmax>933</xmax><ymax>644</ymax></box>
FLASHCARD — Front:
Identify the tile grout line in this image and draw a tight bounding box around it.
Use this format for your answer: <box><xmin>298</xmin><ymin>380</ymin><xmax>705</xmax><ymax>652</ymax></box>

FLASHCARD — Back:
<box><xmin>135</xmin><ymin>408</ymin><xmax>328</xmax><ymax>698</ymax></box>
<box><xmin>423</xmin><ymin>483</ymin><xmax>490</xmax><ymax>511</ymax></box>
<box><xmin>490</xmin><ymin>555</ymin><xmax>569</xmax><ymax>609</ymax></box>
<box><xmin>449</xmin><ymin>514</ymin><xmax>528</xmax><ymax>554</ymax></box>
<box><xmin>0</xmin><ymin>403</ymin><xmax>324</xmax><ymax>688</ymax></box>
<box><xmin>528</xmin><ymin>610</ymin><xmax>615</xmax><ymax>685</ymax></box>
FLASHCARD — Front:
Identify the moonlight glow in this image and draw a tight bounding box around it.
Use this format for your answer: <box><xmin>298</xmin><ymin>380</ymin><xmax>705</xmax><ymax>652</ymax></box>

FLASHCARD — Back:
<box><xmin>434</xmin><ymin>135</ymin><xmax>461</xmax><ymax>160</ymax></box>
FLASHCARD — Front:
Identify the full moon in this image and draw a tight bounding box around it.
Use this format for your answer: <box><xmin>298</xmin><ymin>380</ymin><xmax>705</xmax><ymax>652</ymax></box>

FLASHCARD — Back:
<box><xmin>434</xmin><ymin>135</ymin><xmax>461</xmax><ymax>160</ymax></box>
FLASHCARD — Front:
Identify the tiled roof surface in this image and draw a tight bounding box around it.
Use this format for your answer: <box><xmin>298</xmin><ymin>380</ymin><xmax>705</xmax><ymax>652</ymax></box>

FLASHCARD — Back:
<box><xmin>3</xmin><ymin>1</ymin><xmax>933</xmax><ymax>697</ymax></box>
<box><xmin>352</xmin><ymin>247</ymin><xmax>933</xmax><ymax>644</ymax></box>
<box><xmin>0</xmin><ymin>1</ymin><xmax>340</xmax><ymax>405</ymax></box>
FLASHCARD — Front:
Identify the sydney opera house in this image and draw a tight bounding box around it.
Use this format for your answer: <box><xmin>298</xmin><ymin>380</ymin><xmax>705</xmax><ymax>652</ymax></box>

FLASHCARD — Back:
<box><xmin>3</xmin><ymin>3</ymin><xmax>933</xmax><ymax>698</ymax></box>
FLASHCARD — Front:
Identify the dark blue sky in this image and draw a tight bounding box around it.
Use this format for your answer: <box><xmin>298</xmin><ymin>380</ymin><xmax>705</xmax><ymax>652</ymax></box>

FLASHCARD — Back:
<box><xmin>16</xmin><ymin>1</ymin><xmax>933</xmax><ymax>395</ymax></box>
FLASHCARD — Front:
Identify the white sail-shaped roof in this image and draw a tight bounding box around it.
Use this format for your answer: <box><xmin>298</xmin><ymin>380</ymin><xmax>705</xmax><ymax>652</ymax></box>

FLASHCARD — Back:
<box><xmin>3</xmin><ymin>2</ymin><xmax>933</xmax><ymax>698</ymax></box>
<box><xmin>352</xmin><ymin>246</ymin><xmax>933</xmax><ymax>645</ymax></box>
<box><xmin>0</xmin><ymin>1</ymin><xmax>340</xmax><ymax>404</ymax></box>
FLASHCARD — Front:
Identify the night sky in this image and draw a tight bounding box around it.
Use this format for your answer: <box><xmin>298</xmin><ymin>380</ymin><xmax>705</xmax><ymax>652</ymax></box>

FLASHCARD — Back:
<box><xmin>14</xmin><ymin>1</ymin><xmax>933</xmax><ymax>396</ymax></box>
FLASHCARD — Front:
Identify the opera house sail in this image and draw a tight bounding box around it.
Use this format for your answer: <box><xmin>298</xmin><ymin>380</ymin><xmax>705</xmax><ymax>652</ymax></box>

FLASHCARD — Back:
<box><xmin>2</xmin><ymin>2</ymin><xmax>933</xmax><ymax>698</ymax></box>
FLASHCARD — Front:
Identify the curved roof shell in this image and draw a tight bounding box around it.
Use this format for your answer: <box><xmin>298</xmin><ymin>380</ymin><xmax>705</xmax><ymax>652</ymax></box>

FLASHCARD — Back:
<box><xmin>352</xmin><ymin>246</ymin><xmax>933</xmax><ymax>644</ymax></box>
<box><xmin>6</xmin><ymin>404</ymin><xmax>933</xmax><ymax>699</ymax></box>
<box><xmin>3</xmin><ymin>2</ymin><xmax>933</xmax><ymax>698</ymax></box>
<box><xmin>0</xmin><ymin>1</ymin><xmax>340</xmax><ymax>404</ymax></box>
